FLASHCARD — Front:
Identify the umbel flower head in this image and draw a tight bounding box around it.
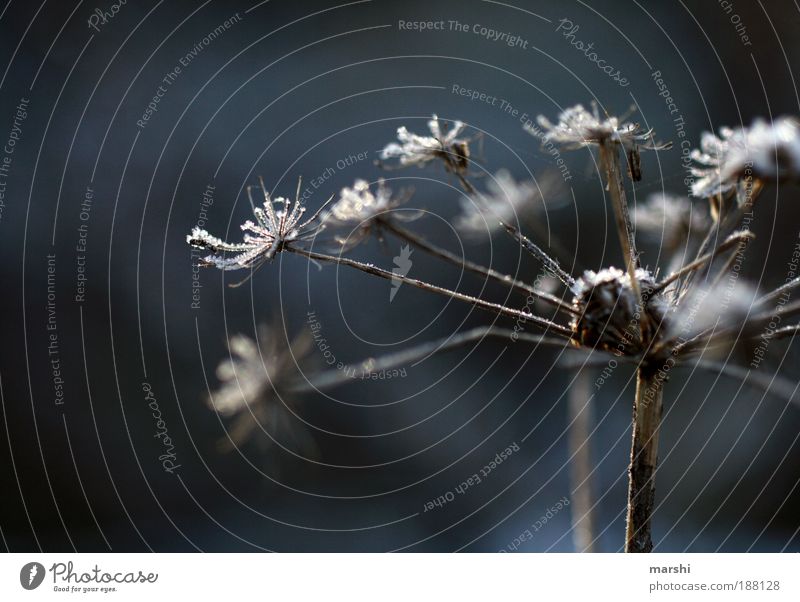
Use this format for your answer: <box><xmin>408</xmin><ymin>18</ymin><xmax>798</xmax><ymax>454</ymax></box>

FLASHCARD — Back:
<box><xmin>633</xmin><ymin>192</ymin><xmax>711</xmax><ymax>249</ymax></box>
<box><xmin>210</xmin><ymin>323</ymin><xmax>313</xmax><ymax>449</ymax></box>
<box><xmin>187</xmin><ymin>178</ymin><xmax>328</xmax><ymax>270</ymax></box>
<box><xmin>534</xmin><ymin>103</ymin><xmax>668</xmax><ymax>152</ymax></box>
<box><xmin>690</xmin><ymin>116</ymin><xmax>800</xmax><ymax>198</ymax></box>
<box><xmin>570</xmin><ymin>267</ymin><xmax>668</xmax><ymax>356</ymax></box>
<box><xmin>323</xmin><ymin>178</ymin><xmax>421</xmax><ymax>249</ymax></box>
<box><xmin>455</xmin><ymin>169</ymin><xmax>564</xmax><ymax>236</ymax></box>
<box><xmin>380</xmin><ymin>114</ymin><xmax>470</xmax><ymax>174</ymax></box>
<box><xmin>533</xmin><ymin>103</ymin><xmax>669</xmax><ymax>181</ymax></box>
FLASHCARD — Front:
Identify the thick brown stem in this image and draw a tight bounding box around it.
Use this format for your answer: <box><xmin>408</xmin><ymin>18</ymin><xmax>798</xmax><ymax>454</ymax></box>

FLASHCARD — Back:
<box><xmin>625</xmin><ymin>366</ymin><xmax>664</xmax><ymax>553</ymax></box>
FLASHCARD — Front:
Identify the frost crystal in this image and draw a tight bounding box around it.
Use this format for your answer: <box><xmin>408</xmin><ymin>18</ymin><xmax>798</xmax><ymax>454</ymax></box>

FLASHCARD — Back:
<box><xmin>534</xmin><ymin>104</ymin><xmax>667</xmax><ymax>152</ymax></box>
<box><xmin>187</xmin><ymin>179</ymin><xmax>327</xmax><ymax>270</ymax></box>
<box><xmin>690</xmin><ymin>116</ymin><xmax>800</xmax><ymax>198</ymax></box>
<box><xmin>571</xmin><ymin>267</ymin><xmax>668</xmax><ymax>354</ymax></box>
<box><xmin>380</xmin><ymin>114</ymin><xmax>470</xmax><ymax>173</ymax></box>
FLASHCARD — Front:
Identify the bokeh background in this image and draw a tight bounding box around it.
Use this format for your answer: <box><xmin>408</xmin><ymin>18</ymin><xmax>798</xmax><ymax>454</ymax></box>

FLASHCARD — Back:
<box><xmin>1</xmin><ymin>0</ymin><xmax>799</xmax><ymax>552</ymax></box>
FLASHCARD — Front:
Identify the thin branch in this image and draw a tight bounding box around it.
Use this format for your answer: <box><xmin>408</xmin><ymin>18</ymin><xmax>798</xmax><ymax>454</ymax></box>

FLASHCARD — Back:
<box><xmin>502</xmin><ymin>223</ymin><xmax>575</xmax><ymax>287</ymax></box>
<box><xmin>379</xmin><ymin>218</ymin><xmax>578</xmax><ymax>315</ymax></box>
<box><xmin>755</xmin><ymin>276</ymin><xmax>800</xmax><ymax>308</ymax></box>
<box><xmin>456</xmin><ymin>172</ymin><xmax>477</xmax><ymax>195</ymax></box>
<box><xmin>292</xmin><ymin>326</ymin><xmax>568</xmax><ymax>392</ymax></box>
<box><xmin>286</xmin><ymin>246</ymin><xmax>574</xmax><ymax>337</ymax></box>
<box><xmin>695</xmin><ymin>360</ymin><xmax>800</xmax><ymax>407</ymax></box>
<box><xmin>680</xmin><ymin>181</ymin><xmax>762</xmax><ymax>297</ymax></box>
<box><xmin>708</xmin><ymin>233</ymin><xmax>752</xmax><ymax>291</ymax></box>
<box><xmin>652</xmin><ymin>231</ymin><xmax>755</xmax><ymax>294</ymax></box>
<box><xmin>674</xmin><ymin>298</ymin><xmax>800</xmax><ymax>357</ymax></box>
<box><xmin>761</xmin><ymin>323</ymin><xmax>800</xmax><ymax>341</ymax></box>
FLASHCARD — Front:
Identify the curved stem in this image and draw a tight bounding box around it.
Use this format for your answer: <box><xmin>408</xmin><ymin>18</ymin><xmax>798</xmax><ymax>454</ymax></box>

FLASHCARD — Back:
<box><xmin>291</xmin><ymin>326</ymin><xmax>568</xmax><ymax>392</ymax></box>
<box><xmin>380</xmin><ymin>218</ymin><xmax>577</xmax><ymax>315</ymax></box>
<box><xmin>695</xmin><ymin>359</ymin><xmax>800</xmax><ymax>407</ymax></box>
<box><xmin>286</xmin><ymin>246</ymin><xmax>574</xmax><ymax>337</ymax></box>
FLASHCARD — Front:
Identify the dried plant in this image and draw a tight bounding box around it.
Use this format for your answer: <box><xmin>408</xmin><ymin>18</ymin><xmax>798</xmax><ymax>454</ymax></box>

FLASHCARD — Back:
<box><xmin>322</xmin><ymin>178</ymin><xmax>421</xmax><ymax>249</ymax></box>
<box><xmin>454</xmin><ymin>169</ymin><xmax>565</xmax><ymax>237</ymax></box>
<box><xmin>380</xmin><ymin>114</ymin><xmax>471</xmax><ymax>175</ymax></box>
<box><xmin>187</xmin><ymin>177</ymin><xmax>331</xmax><ymax>271</ymax></box>
<box><xmin>690</xmin><ymin>116</ymin><xmax>800</xmax><ymax>198</ymax></box>
<box><xmin>189</xmin><ymin>109</ymin><xmax>800</xmax><ymax>552</ymax></box>
<box><xmin>208</xmin><ymin>323</ymin><xmax>316</xmax><ymax>455</ymax></box>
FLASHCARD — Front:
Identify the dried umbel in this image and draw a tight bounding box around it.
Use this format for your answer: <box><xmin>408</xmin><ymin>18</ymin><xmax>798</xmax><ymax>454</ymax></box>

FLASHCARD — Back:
<box><xmin>633</xmin><ymin>193</ymin><xmax>711</xmax><ymax>250</ymax></box>
<box><xmin>380</xmin><ymin>114</ymin><xmax>470</xmax><ymax>174</ymax></box>
<box><xmin>534</xmin><ymin>103</ymin><xmax>669</xmax><ymax>181</ymax></box>
<box><xmin>190</xmin><ymin>106</ymin><xmax>800</xmax><ymax>553</ymax></box>
<box><xmin>187</xmin><ymin>178</ymin><xmax>329</xmax><ymax>270</ymax></box>
<box><xmin>210</xmin><ymin>324</ymin><xmax>313</xmax><ymax>449</ymax></box>
<box><xmin>455</xmin><ymin>169</ymin><xmax>564</xmax><ymax>236</ymax></box>
<box><xmin>667</xmin><ymin>279</ymin><xmax>758</xmax><ymax>345</ymax></box>
<box><xmin>691</xmin><ymin>116</ymin><xmax>800</xmax><ymax>198</ymax></box>
<box><xmin>570</xmin><ymin>268</ymin><xmax>669</xmax><ymax>356</ymax></box>
<box><xmin>322</xmin><ymin>179</ymin><xmax>421</xmax><ymax>249</ymax></box>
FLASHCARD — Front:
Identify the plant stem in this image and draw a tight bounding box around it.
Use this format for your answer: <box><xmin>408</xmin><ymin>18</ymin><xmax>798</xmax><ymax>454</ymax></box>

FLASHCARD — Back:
<box><xmin>456</xmin><ymin>172</ymin><xmax>477</xmax><ymax>195</ymax></box>
<box><xmin>680</xmin><ymin>181</ymin><xmax>762</xmax><ymax>298</ymax></box>
<box><xmin>287</xmin><ymin>246</ymin><xmax>574</xmax><ymax>337</ymax></box>
<box><xmin>755</xmin><ymin>275</ymin><xmax>800</xmax><ymax>308</ymax></box>
<box><xmin>651</xmin><ymin>231</ymin><xmax>755</xmax><ymax>294</ymax></box>
<box><xmin>625</xmin><ymin>366</ymin><xmax>664</xmax><ymax>553</ymax></box>
<box><xmin>568</xmin><ymin>368</ymin><xmax>596</xmax><ymax>552</ymax></box>
<box><xmin>598</xmin><ymin>140</ymin><xmax>640</xmax><ymax>297</ymax></box>
<box><xmin>453</xmin><ymin>168</ymin><xmax>573</xmax><ymax>270</ymax></box>
<box><xmin>520</xmin><ymin>213</ymin><xmax>574</xmax><ymax>271</ymax></box>
<box><xmin>673</xmin><ymin>297</ymin><xmax>800</xmax><ymax>357</ymax></box>
<box><xmin>380</xmin><ymin>219</ymin><xmax>577</xmax><ymax>315</ymax></box>
<box><xmin>502</xmin><ymin>223</ymin><xmax>575</xmax><ymax>287</ymax></box>
<box><xmin>292</xmin><ymin>326</ymin><xmax>568</xmax><ymax>392</ymax></box>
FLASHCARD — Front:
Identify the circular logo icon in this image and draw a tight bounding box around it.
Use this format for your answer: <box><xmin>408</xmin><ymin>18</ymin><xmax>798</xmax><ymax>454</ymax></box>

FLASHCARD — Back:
<box><xmin>20</xmin><ymin>562</ymin><xmax>45</xmax><ymax>590</ymax></box>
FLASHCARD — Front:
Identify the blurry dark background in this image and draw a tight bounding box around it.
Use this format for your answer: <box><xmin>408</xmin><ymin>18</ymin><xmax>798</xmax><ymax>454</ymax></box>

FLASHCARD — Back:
<box><xmin>1</xmin><ymin>0</ymin><xmax>799</xmax><ymax>552</ymax></box>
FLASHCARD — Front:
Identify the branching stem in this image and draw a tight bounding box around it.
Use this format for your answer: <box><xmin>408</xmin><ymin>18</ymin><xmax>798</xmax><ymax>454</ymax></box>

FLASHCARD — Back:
<box><xmin>379</xmin><ymin>218</ymin><xmax>577</xmax><ymax>315</ymax></box>
<box><xmin>286</xmin><ymin>246</ymin><xmax>574</xmax><ymax>337</ymax></box>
